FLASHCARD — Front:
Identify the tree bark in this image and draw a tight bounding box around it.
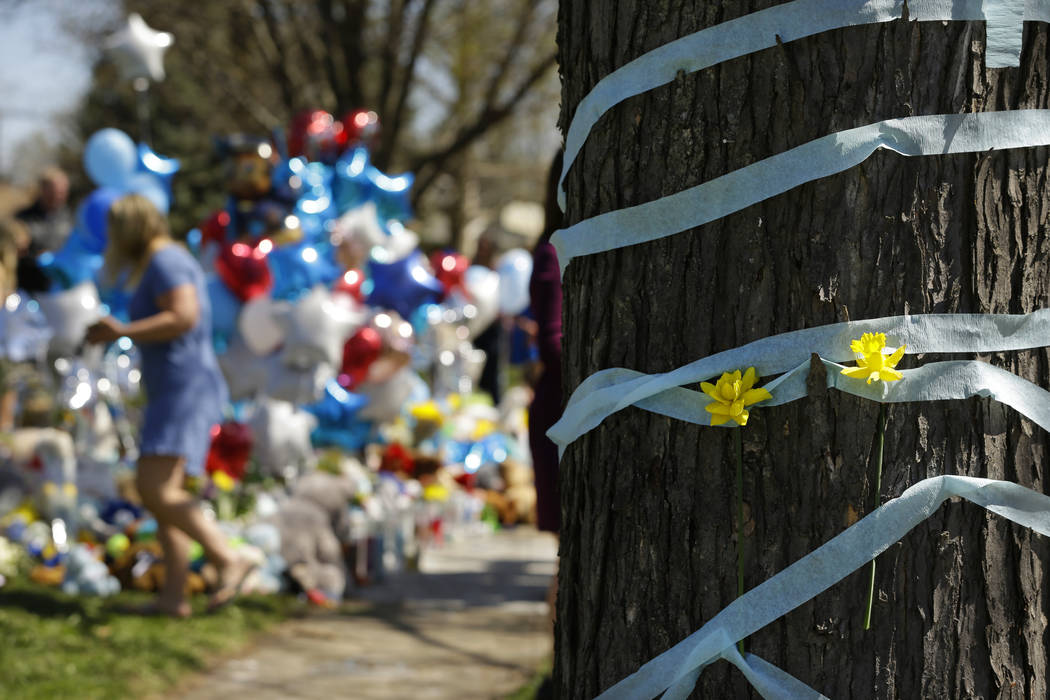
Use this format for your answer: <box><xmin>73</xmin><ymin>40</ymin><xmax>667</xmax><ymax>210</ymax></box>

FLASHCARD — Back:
<box><xmin>556</xmin><ymin>2</ymin><xmax>1050</xmax><ymax>698</ymax></box>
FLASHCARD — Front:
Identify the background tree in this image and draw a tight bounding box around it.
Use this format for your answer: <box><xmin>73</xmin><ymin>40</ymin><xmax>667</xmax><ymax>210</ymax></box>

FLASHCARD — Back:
<box><xmin>63</xmin><ymin>0</ymin><xmax>559</xmax><ymax>242</ymax></box>
<box><xmin>556</xmin><ymin>2</ymin><xmax>1050</xmax><ymax>698</ymax></box>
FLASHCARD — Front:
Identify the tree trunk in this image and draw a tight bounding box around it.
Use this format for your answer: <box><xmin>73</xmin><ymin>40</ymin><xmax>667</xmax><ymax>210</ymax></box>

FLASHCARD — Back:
<box><xmin>555</xmin><ymin>2</ymin><xmax>1050</xmax><ymax>698</ymax></box>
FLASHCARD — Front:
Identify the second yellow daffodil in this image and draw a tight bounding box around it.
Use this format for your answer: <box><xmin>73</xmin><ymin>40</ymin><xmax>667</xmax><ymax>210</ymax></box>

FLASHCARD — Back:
<box><xmin>701</xmin><ymin>367</ymin><xmax>772</xmax><ymax>426</ymax></box>
<box><xmin>841</xmin><ymin>332</ymin><xmax>906</xmax><ymax>384</ymax></box>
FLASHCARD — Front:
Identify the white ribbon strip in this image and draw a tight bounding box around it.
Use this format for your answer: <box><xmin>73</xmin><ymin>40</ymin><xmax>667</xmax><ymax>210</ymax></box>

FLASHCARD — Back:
<box><xmin>550</xmin><ymin>310</ymin><xmax>1050</xmax><ymax>454</ymax></box>
<box><xmin>595</xmin><ymin>476</ymin><xmax>1050</xmax><ymax>699</ymax></box>
<box><xmin>632</xmin><ymin>358</ymin><xmax>1050</xmax><ymax>434</ymax></box>
<box><xmin>553</xmin><ymin>110</ymin><xmax>1050</xmax><ymax>273</ymax></box>
<box><xmin>983</xmin><ymin>0</ymin><xmax>1026</xmax><ymax>67</ymax></box>
<box><xmin>559</xmin><ymin>0</ymin><xmax>1049</xmax><ymax>209</ymax></box>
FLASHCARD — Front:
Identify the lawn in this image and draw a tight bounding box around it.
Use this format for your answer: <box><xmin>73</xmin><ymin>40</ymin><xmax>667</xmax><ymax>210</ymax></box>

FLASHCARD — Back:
<box><xmin>0</xmin><ymin>581</ymin><xmax>303</xmax><ymax>699</ymax></box>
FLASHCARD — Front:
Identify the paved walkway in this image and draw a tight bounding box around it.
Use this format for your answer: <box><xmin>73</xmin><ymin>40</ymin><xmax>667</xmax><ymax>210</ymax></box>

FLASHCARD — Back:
<box><xmin>176</xmin><ymin>527</ymin><xmax>558</xmax><ymax>700</ymax></box>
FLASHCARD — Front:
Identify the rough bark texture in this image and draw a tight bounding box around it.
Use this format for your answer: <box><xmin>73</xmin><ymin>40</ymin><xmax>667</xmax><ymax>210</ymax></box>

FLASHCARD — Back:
<box><xmin>555</xmin><ymin>2</ymin><xmax>1050</xmax><ymax>698</ymax></box>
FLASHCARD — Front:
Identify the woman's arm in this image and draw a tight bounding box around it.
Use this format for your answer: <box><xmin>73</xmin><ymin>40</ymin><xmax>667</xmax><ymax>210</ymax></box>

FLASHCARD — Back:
<box><xmin>85</xmin><ymin>283</ymin><xmax>200</xmax><ymax>345</ymax></box>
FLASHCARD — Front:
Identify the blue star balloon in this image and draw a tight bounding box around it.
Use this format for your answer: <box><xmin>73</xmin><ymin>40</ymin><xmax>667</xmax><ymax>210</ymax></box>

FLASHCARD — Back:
<box><xmin>332</xmin><ymin>147</ymin><xmax>374</xmax><ymax>214</ymax></box>
<box><xmin>267</xmin><ymin>242</ymin><xmax>341</xmax><ymax>301</ymax></box>
<box><xmin>305</xmin><ymin>379</ymin><xmax>373</xmax><ymax>451</ymax></box>
<box><xmin>38</xmin><ymin>231</ymin><xmax>103</xmax><ymax>290</ymax></box>
<box><xmin>367</xmin><ymin>250</ymin><xmax>443</xmax><ymax>319</ymax></box>
<box><xmin>366</xmin><ymin>164</ymin><xmax>413</xmax><ymax>223</ymax></box>
<box><xmin>137</xmin><ymin>142</ymin><xmax>180</xmax><ymax>195</ymax></box>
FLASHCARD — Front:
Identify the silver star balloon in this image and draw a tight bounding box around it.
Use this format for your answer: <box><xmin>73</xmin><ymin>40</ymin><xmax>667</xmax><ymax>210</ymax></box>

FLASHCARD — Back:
<box><xmin>104</xmin><ymin>13</ymin><xmax>174</xmax><ymax>83</ymax></box>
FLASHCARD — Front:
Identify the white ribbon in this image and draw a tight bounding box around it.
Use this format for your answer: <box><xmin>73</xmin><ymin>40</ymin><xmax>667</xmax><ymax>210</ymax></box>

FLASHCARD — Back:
<box><xmin>550</xmin><ymin>310</ymin><xmax>1050</xmax><ymax>454</ymax></box>
<box><xmin>596</xmin><ymin>476</ymin><xmax>1050</xmax><ymax>699</ymax></box>
<box><xmin>559</xmin><ymin>0</ymin><xmax>1048</xmax><ymax>210</ymax></box>
<box><xmin>631</xmin><ymin>357</ymin><xmax>1050</xmax><ymax>431</ymax></box>
<box><xmin>553</xmin><ymin>110</ymin><xmax>1050</xmax><ymax>273</ymax></box>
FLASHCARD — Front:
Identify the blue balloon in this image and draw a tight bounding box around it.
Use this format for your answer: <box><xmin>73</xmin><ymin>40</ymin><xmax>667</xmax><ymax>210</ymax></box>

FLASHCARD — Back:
<box><xmin>123</xmin><ymin>172</ymin><xmax>170</xmax><ymax>213</ymax></box>
<box><xmin>332</xmin><ymin>147</ymin><xmax>374</xmax><ymax>215</ymax></box>
<box><xmin>136</xmin><ymin>142</ymin><xmax>180</xmax><ymax>196</ymax></box>
<box><xmin>84</xmin><ymin>129</ymin><xmax>138</xmax><ymax>189</ymax></box>
<box><xmin>366</xmin><ymin>165</ymin><xmax>413</xmax><ymax>223</ymax></box>
<box><xmin>76</xmin><ymin>188</ymin><xmax>123</xmax><ymax>254</ymax></box>
<box><xmin>305</xmin><ymin>380</ymin><xmax>372</xmax><ymax>451</ymax></box>
<box><xmin>39</xmin><ymin>231</ymin><xmax>103</xmax><ymax>289</ymax></box>
<box><xmin>266</xmin><ymin>242</ymin><xmax>341</xmax><ymax>301</ymax></box>
<box><xmin>367</xmin><ymin>250</ymin><xmax>443</xmax><ymax>319</ymax></box>
<box><xmin>206</xmin><ymin>274</ymin><xmax>241</xmax><ymax>342</ymax></box>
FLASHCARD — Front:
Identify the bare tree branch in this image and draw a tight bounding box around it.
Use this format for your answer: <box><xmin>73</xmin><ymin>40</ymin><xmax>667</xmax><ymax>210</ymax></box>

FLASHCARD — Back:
<box><xmin>377</xmin><ymin>0</ymin><xmax>406</xmax><ymax>121</ymax></box>
<box><xmin>286</xmin><ymin>0</ymin><xmax>334</xmax><ymax>108</ymax></box>
<box><xmin>253</xmin><ymin>0</ymin><xmax>299</xmax><ymax>114</ymax></box>
<box><xmin>379</xmin><ymin>0</ymin><xmax>438</xmax><ymax>169</ymax></box>
<box><xmin>334</xmin><ymin>0</ymin><xmax>368</xmax><ymax>108</ymax></box>
<box><xmin>318</xmin><ymin>0</ymin><xmax>352</xmax><ymax>110</ymax></box>
<box><xmin>481</xmin><ymin>0</ymin><xmax>536</xmax><ymax>109</ymax></box>
<box><xmin>409</xmin><ymin>49</ymin><xmax>557</xmax><ymax>202</ymax></box>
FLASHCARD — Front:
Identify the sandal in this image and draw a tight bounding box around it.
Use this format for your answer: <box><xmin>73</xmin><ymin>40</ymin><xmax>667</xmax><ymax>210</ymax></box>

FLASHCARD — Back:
<box><xmin>206</xmin><ymin>559</ymin><xmax>257</xmax><ymax>613</ymax></box>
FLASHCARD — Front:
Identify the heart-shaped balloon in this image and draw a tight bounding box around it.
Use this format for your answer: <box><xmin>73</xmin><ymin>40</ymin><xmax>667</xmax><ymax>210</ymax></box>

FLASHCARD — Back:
<box><xmin>205</xmin><ymin>421</ymin><xmax>253</xmax><ymax>481</ymax></box>
<box><xmin>214</xmin><ymin>241</ymin><xmax>273</xmax><ymax>302</ymax></box>
<box><xmin>338</xmin><ymin>326</ymin><xmax>382</xmax><ymax>390</ymax></box>
<box><xmin>429</xmin><ymin>250</ymin><xmax>469</xmax><ymax>300</ymax></box>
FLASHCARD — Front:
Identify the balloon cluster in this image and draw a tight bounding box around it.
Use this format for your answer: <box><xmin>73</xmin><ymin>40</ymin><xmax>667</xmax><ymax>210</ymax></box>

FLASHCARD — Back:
<box><xmin>35</xmin><ymin>128</ymin><xmax>179</xmax><ymax>322</ymax></box>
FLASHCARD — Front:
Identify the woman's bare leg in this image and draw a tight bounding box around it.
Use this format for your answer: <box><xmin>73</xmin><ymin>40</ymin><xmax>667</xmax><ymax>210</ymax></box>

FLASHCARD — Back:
<box><xmin>135</xmin><ymin>455</ymin><xmax>252</xmax><ymax>609</ymax></box>
<box><xmin>156</xmin><ymin>520</ymin><xmax>191</xmax><ymax>613</ymax></box>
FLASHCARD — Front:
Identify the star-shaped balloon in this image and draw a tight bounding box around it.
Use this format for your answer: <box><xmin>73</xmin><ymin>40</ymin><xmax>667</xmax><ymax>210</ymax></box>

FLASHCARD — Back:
<box><xmin>104</xmin><ymin>13</ymin><xmax>174</xmax><ymax>83</ymax></box>
<box><xmin>278</xmin><ymin>286</ymin><xmax>364</xmax><ymax>369</ymax></box>
<box><xmin>304</xmin><ymin>379</ymin><xmax>372</xmax><ymax>452</ymax></box>
<box><xmin>367</xmin><ymin>250</ymin><xmax>443</xmax><ymax>319</ymax></box>
<box><xmin>137</xmin><ymin>142</ymin><xmax>180</xmax><ymax>194</ymax></box>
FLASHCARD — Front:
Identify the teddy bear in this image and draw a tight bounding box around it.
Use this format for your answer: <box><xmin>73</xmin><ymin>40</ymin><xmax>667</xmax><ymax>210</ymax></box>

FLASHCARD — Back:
<box><xmin>272</xmin><ymin>470</ymin><xmax>358</xmax><ymax>603</ymax></box>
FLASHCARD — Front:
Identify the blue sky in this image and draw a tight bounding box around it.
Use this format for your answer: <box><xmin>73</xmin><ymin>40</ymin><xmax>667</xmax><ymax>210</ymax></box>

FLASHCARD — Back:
<box><xmin>0</xmin><ymin>0</ymin><xmax>114</xmax><ymax>178</ymax></box>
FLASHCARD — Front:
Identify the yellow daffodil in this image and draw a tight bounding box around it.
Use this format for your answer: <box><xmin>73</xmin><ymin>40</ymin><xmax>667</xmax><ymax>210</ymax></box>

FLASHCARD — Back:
<box><xmin>841</xmin><ymin>332</ymin><xmax>906</xmax><ymax>384</ymax></box>
<box><xmin>701</xmin><ymin>367</ymin><xmax>772</xmax><ymax>427</ymax></box>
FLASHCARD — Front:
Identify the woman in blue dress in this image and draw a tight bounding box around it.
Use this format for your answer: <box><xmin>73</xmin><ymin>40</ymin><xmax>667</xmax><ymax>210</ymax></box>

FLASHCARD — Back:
<box><xmin>86</xmin><ymin>194</ymin><xmax>253</xmax><ymax>617</ymax></box>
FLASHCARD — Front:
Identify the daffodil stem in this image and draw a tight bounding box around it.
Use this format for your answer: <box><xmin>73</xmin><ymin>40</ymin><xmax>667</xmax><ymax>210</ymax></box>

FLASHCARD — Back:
<box><xmin>735</xmin><ymin>428</ymin><xmax>745</xmax><ymax>655</ymax></box>
<box><xmin>864</xmin><ymin>404</ymin><xmax>888</xmax><ymax>630</ymax></box>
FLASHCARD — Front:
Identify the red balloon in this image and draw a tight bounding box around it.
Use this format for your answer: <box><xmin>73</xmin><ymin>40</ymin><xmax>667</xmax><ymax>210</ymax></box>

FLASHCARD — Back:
<box><xmin>287</xmin><ymin>109</ymin><xmax>345</xmax><ymax>164</ymax></box>
<box><xmin>341</xmin><ymin>109</ymin><xmax>380</xmax><ymax>147</ymax></box>
<box><xmin>332</xmin><ymin>269</ymin><xmax>366</xmax><ymax>303</ymax></box>
<box><xmin>200</xmin><ymin>210</ymin><xmax>230</xmax><ymax>248</ymax></box>
<box><xmin>429</xmin><ymin>251</ymin><xmax>468</xmax><ymax>299</ymax></box>
<box><xmin>205</xmin><ymin>422</ymin><xmax>253</xmax><ymax>481</ymax></box>
<box><xmin>214</xmin><ymin>240</ymin><xmax>273</xmax><ymax>302</ymax></box>
<box><xmin>339</xmin><ymin>326</ymin><xmax>382</xmax><ymax>390</ymax></box>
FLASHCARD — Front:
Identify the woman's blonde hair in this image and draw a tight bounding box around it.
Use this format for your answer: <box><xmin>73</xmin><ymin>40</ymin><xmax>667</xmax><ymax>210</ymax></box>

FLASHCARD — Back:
<box><xmin>104</xmin><ymin>194</ymin><xmax>170</xmax><ymax>284</ymax></box>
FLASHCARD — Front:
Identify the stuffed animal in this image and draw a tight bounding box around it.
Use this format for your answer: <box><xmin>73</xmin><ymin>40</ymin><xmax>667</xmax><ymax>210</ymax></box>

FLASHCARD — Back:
<box><xmin>61</xmin><ymin>543</ymin><xmax>120</xmax><ymax>596</ymax></box>
<box><xmin>498</xmin><ymin>459</ymin><xmax>536</xmax><ymax>526</ymax></box>
<box><xmin>272</xmin><ymin>470</ymin><xmax>357</xmax><ymax>603</ymax></box>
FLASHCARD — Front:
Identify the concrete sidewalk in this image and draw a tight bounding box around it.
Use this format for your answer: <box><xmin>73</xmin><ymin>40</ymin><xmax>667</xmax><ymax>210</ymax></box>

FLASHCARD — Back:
<box><xmin>175</xmin><ymin>527</ymin><xmax>558</xmax><ymax>700</ymax></box>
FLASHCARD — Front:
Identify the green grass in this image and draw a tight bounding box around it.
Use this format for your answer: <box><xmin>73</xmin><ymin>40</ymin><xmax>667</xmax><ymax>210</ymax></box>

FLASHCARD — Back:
<box><xmin>0</xmin><ymin>580</ymin><xmax>303</xmax><ymax>699</ymax></box>
<box><xmin>503</xmin><ymin>656</ymin><xmax>552</xmax><ymax>700</ymax></box>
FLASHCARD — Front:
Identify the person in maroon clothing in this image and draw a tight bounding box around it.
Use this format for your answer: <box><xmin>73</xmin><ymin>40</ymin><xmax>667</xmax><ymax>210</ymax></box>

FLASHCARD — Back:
<box><xmin>529</xmin><ymin>151</ymin><xmax>563</xmax><ymax>700</ymax></box>
<box><xmin>529</xmin><ymin>152</ymin><xmax>564</xmax><ymax>535</ymax></box>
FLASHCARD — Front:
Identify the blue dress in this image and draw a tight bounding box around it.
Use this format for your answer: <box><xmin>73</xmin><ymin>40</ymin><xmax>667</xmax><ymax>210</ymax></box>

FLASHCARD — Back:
<box><xmin>128</xmin><ymin>244</ymin><xmax>228</xmax><ymax>475</ymax></box>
